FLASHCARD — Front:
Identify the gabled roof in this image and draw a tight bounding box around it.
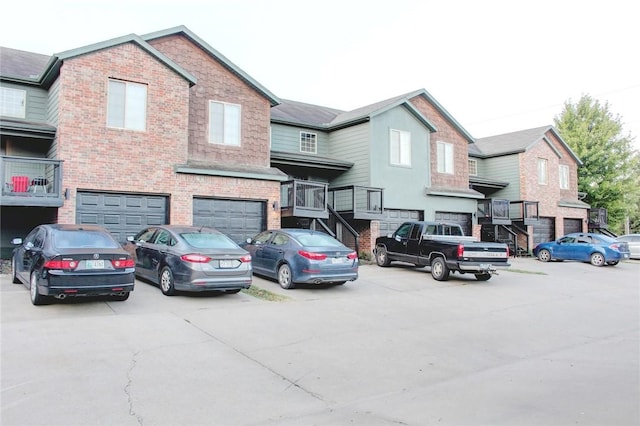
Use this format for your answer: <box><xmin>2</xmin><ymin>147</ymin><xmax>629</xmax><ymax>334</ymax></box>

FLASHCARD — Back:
<box><xmin>0</xmin><ymin>47</ymin><xmax>51</xmax><ymax>82</ymax></box>
<box><xmin>471</xmin><ymin>125</ymin><xmax>582</xmax><ymax>165</ymax></box>
<box><xmin>142</xmin><ymin>26</ymin><xmax>280</xmax><ymax>107</ymax></box>
<box><xmin>272</xmin><ymin>90</ymin><xmax>440</xmax><ymax>133</ymax></box>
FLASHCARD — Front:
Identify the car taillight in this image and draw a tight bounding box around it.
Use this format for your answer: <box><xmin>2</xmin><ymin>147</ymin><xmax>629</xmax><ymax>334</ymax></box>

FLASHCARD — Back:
<box><xmin>298</xmin><ymin>250</ymin><xmax>327</xmax><ymax>260</ymax></box>
<box><xmin>347</xmin><ymin>252</ymin><xmax>358</xmax><ymax>260</ymax></box>
<box><xmin>112</xmin><ymin>259</ymin><xmax>135</xmax><ymax>268</ymax></box>
<box><xmin>44</xmin><ymin>259</ymin><xmax>79</xmax><ymax>270</ymax></box>
<box><xmin>240</xmin><ymin>254</ymin><xmax>252</xmax><ymax>263</ymax></box>
<box><xmin>457</xmin><ymin>244</ymin><xmax>464</xmax><ymax>258</ymax></box>
<box><xmin>181</xmin><ymin>254</ymin><xmax>212</xmax><ymax>263</ymax></box>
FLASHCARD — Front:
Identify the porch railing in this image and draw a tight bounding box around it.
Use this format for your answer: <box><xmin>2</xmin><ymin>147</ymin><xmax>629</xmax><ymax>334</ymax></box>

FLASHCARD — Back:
<box><xmin>0</xmin><ymin>156</ymin><xmax>64</xmax><ymax>207</ymax></box>
<box><xmin>328</xmin><ymin>185</ymin><xmax>384</xmax><ymax>220</ymax></box>
<box><xmin>280</xmin><ymin>180</ymin><xmax>328</xmax><ymax>219</ymax></box>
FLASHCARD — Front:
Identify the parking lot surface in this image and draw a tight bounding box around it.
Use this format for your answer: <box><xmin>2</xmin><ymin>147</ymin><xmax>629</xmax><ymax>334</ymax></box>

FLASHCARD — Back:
<box><xmin>2</xmin><ymin>257</ymin><xmax>639</xmax><ymax>425</ymax></box>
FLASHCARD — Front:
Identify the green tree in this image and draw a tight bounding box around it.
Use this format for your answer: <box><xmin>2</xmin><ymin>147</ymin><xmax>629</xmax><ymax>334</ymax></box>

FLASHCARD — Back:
<box><xmin>554</xmin><ymin>94</ymin><xmax>640</xmax><ymax>234</ymax></box>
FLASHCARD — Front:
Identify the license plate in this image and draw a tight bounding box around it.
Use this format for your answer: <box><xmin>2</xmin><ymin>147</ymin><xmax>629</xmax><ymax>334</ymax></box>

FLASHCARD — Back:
<box><xmin>219</xmin><ymin>260</ymin><xmax>235</xmax><ymax>268</ymax></box>
<box><xmin>85</xmin><ymin>260</ymin><xmax>105</xmax><ymax>269</ymax></box>
<box><xmin>331</xmin><ymin>257</ymin><xmax>345</xmax><ymax>264</ymax></box>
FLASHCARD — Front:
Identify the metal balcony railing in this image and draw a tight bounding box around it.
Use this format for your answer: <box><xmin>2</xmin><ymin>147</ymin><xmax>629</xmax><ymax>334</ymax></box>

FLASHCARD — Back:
<box><xmin>1</xmin><ymin>156</ymin><xmax>64</xmax><ymax>207</ymax></box>
<box><xmin>477</xmin><ymin>198</ymin><xmax>511</xmax><ymax>225</ymax></box>
<box><xmin>328</xmin><ymin>185</ymin><xmax>384</xmax><ymax>220</ymax></box>
<box><xmin>509</xmin><ymin>200</ymin><xmax>539</xmax><ymax>225</ymax></box>
<box><xmin>280</xmin><ymin>180</ymin><xmax>328</xmax><ymax>219</ymax></box>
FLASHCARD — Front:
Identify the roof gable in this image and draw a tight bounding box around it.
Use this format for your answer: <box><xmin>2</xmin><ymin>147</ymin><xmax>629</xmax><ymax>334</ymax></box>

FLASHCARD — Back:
<box><xmin>142</xmin><ymin>26</ymin><xmax>280</xmax><ymax>107</ymax></box>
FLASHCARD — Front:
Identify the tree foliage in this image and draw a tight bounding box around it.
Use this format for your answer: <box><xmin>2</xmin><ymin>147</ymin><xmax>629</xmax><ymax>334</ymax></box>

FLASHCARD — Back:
<box><xmin>554</xmin><ymin>95</ymin><xmax>640</xmax><ymax>234</ymax></box>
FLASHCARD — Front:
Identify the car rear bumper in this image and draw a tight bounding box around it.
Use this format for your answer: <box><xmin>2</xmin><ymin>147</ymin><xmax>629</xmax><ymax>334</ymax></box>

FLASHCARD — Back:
<box><xmin>451</xmin><ymin>261</ymin><xmax>511</xmax><ymax>274</ymax></box>
<box><xmin>295</xmin><ymin>272</ymin><xmax>359</xmax><ymax>284</ymax></box>
<box><xmin>42</xmin><ymin>271</ymin><xmax>135</xmax><ymax>297</ymax></box>
<box><xmin>174</xmin><ymin>276</ymin><xmax>252</xmax><ymax>292</ymax></box>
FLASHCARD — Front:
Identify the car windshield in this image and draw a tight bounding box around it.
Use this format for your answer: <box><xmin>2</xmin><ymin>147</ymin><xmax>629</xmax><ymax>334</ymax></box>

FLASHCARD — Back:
<box><xmin>181</xmin><ymin>232</ymin><xmax>239</xmax><ymax>249</ymax></box>
<box><xmin>295</xmin><ymin>233</ymin><xmax>343</xmax><ymax>247</ymax></box>
<box><xmin>54</xmin><ymin>230</ymin><xmax>120</xmax><ymax>248</ymax></box>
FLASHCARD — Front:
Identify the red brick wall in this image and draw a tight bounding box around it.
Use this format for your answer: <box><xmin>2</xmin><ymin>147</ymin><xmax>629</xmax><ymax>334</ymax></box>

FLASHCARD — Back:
<box><xmin>148</xmin><ymin>35</ymin><xmax>272</xmax><ymax>168</ymax></box>
<box><xmin>409</xmin><ymin>95</ymin><xmax>470</xmax><ymax>190</ymax></box>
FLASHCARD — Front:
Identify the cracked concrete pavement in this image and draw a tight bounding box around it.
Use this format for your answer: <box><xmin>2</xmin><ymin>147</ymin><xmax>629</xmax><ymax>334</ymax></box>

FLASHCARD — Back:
<box><xmin>1</xmin><ymin>258</ymin><xmax>639</xmax><ymax>425</ymax></box>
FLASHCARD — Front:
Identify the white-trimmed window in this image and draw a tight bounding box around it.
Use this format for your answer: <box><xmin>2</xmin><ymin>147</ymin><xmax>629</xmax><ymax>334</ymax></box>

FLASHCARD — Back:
<box><xmin>107</xmin><ymin>79</ymin><xmax>147</xmax><ymax>131</ymax></box>
<box><xmin>300</xmin><ymin>131</ymin><xmax>317</xmax><ymax>153</ymax></box>
<box><xmin>0</xmin><ymin>87</ymin><xmax>26</xmax><ymax>118</ymax></box>
<box><xmin>537</xmin><ymin>158</ymin><xmax>548</xmax><ymax>185</ymax></box>
<box><xmin>559</xmin><ymin>164</ymin><xmax>569</xmax><ymax>189</ymax></box>
<box><xmin>209</xmin><ymin>101</ymin><xmax>241</xmax><ymax>145</ymax></box>
<box><xmin>468</xmin><ymin>159</ymin><xmax>478</xmax><ymax>176</ymax></box>
<box><xmin>390</xmin><ymin>129</ymin><xmax>411</xmax><ymax>166</ymax></box>
<box><xmin>437</xmin><ymin>141</ymin><xmax>454</xmax><ymax>174</ymax></box>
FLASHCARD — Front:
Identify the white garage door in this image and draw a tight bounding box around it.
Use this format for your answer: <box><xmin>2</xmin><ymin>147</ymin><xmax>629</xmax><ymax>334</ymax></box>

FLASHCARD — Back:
<box><xmin>193</xmin><ymin>197</ymin><xmax>265</xmax><ymax>244</ymax></box>
<box><xmin>76</xmin><ymin>191</ymin><xmax>168</xmax><ymax>243</ymax></box>
<box><xmin>379</xmin><ymin>209</ymin><xmax>423</xmax><ymax>235</ymax></box>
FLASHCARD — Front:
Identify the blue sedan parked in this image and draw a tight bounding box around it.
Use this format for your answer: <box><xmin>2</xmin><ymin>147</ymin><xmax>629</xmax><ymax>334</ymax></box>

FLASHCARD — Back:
<box><xmin>242</xmin><ymin>229</ymin><xmax>358</xmax><ymax>289</ymax></box>
<box><xmin>533</xmin><ymin>232</ymin><xmax>631</xmax><ymax>266</ymax></box>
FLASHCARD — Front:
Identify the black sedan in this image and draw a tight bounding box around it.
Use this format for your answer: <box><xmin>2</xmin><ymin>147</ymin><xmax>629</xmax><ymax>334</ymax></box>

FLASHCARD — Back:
<box><xmin>242</xmin><ymin>229</ymin><xmax>359</xmax><ymax>289</ymax></box>
<box><xmin>11</xmin><ymin>224</ymin><xmax>135</xmax><ymax>305</ymax></box>
<box><xmin>125</xmin><ymin>225</ymin><xmax>252</xmax><ymax>296</ymax></box>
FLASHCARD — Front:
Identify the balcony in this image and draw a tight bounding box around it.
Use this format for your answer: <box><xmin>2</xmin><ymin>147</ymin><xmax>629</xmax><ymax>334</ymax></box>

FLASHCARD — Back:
<box><xmin>509</xmin><ymin>200</ymin><xmax>539</xmax><ymax>225</ymax></box>
<box><xmin>328</xmin><ymin>185</ymin><xmax>384</xmax><ymax>220</ymax></box>
<box><xmin>1</xmin><ymin>156</ymin><xmax>64</xmax><ymax>207</ymax></box>
<box><xmin>280</xmin><ymin>180</ymin><xmax>328</xmax><ymax>219</ymax></box>
<box><xmin>477</xmin><ymin>198</ymin><xmax>511</xmax><ymax>225</ymax></box>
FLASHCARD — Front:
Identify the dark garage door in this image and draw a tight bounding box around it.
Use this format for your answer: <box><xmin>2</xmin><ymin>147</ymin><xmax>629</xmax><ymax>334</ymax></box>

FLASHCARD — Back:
<box><xmin>435</xmin><ymin>211</ymin><xmax>472</xmax><ymax>237</ymax></box>
<box><xmin>379</xmin><ymin>209</ymin><xmax>422</xmax><ymax>235</ymax></box>
<box><xmin>563</xmin><ymin>218</ymin><xmax>583</xmax><ymax>235</ymax></box>
<box><xmin>76</xmin><ymin>191</ymin><xmax>168</xmax><ymax>243</ymax></box>
<box><xmin>533</xmin><ymin>217</ymin><xmax>556</xmax><ymax>245</ymax></box>
<box><xmin>193</xmin><ymin>197</ymin><xmax>265</xmax><ymax>244</ymax></box>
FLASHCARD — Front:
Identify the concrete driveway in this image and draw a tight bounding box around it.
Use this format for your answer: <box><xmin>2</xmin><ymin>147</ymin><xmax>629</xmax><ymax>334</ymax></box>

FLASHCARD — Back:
<box><xmin>2</xmin><ymin>257</ymin><xmax>639</xmax><ymax>425</ymax></box>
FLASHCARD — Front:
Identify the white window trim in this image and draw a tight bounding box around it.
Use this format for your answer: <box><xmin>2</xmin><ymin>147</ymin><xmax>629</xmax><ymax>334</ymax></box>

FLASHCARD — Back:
<box><xmin>0</xmin><ymin>87</ymin><xmax>26</xmax><ymax>118</ymax></box>
<box><xmin>437</xmin><ymin>141</ymin><xmax>454</xmax><ymax>174</ymax></box>
<box><xmin>106</xmin><ymin>79</ymin><xmax>147</xmax><ymax>131</ymax></box>
<box><xmin>559</xmin><ymin>164</ymin><xmax>569</xmax><ymax>189</ymax></box>
<box><xmin>537</xmin><ymin>158</ymin><xmax>548</xmax><ymax>185</ymax></box>
<box><xmin>208</xmin><ymin>100</ymin><xmax>241</xmax><ymax>146</ymax></box>
<box><xmin>389</xmin><ymin>129</ymin><xmax>411</xmax><ymax>167</ymax></box>
<box><xmin>468</xmin><ymin>158</ymin><xmax>478</xmax><ymax>176</ymax></box>
<box><xmin>299</xmin><ymin>131</ymin><xmax>317</xmax><ymax>154</ymax></box>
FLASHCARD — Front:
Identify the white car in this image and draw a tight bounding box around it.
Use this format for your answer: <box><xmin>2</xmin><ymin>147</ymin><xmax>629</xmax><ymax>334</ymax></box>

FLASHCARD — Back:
<box><xmin>616</xmin><ymin>234</ymin><xmax>640</xmax><ymax>260</ymax></box>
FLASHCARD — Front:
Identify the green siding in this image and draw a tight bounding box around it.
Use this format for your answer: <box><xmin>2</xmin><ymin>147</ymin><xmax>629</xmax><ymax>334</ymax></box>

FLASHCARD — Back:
<box><xmin>483</xmin><ymin>155</ymin><xmax>521</xmax><ymax>199</ymax></box>
<box><xmin>270</xmin><ymin>124</ymin><xmax>330</xmax><ymax>156</ymax></box>
<box><xmin>328</xmin><ymin>123</ymin><xmax>370</xmax><ymax>187</ymax></box>
<box><xmin>1</xmin><ymin>82</ymin><xmax>49</xmax><ymax>122</ymax></box>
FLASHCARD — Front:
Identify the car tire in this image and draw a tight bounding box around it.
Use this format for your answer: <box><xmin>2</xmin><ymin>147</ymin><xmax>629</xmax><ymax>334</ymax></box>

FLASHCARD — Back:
<box><xmin>278</xmin><ymin>263</ymin><xmax>295</xmax><ymax>289</ymax></box>
<box><xmin>475</xmin><ymin>273</ymin><xmax>492</xmax><ymax>281</ymax></box>
<box><xmin>590</xmin><ymin>252</ymin><xmax>605</xmax><ymax>267</ymax></box>
<box><xmin>159</xmin><ymin>266</ymin><xmax>176</xmax><ymax>296</ymax></box>
<box><xmin>111</xmin><ymin>292</ymin><xmax>130</xmax><ymax>301</ymax></box>
<box><xmin>30</xmin><ymin>272</ymin><xmax>47</xmax><ymax>306</ymax></box>
<box><xmin>11</xmin><ymin>256</ymin><xmax>21</xmax><ymax>284</ymax></box>
<box><xmin>607</xmin><ymin>261</ymin><xmax>619</xmax><ymax>266</ymax></box>
<box><xmin>430</xmin><ymin>257</ymin><xmax>450</xmax><ymax>281</ymax></box>
<box><xmin>537</xmin><ymin>249</ymin><xmax>552</xmax><ymax>262</ymax></box>
<box><xmin>375</xmin><ymin>245</ymin><xmax>391</xmax><ymax>267</ymax></box>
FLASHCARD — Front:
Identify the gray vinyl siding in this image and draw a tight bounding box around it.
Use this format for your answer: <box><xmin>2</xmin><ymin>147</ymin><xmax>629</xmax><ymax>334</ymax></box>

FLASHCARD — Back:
<box><xmin>328</xmin><ymin>123</ymin><xmax>370</xmax><ymax>187</ymax></box>
<box><xmin>482</xmin><ymin>155</ymin><xmax>521</xmax><ymax>200</ymax></box>
<box><xmin>1</xmin><ymin>82</ymin><xmax>49</xmax><ymax>122</ymax></box>
<box><xmin>367</xmin><ymin>107</ymin><xmax>430</xmax><ymax>210</ymax></box>
<box><xmin>270</xmin><ymin>124</ymin><xmax>330</xmax><ymax>156</ymax></box>
<box><xmin>47</xmin><ymin>78</ymin><xmax>60</xmax><ymax>126</ymax></box>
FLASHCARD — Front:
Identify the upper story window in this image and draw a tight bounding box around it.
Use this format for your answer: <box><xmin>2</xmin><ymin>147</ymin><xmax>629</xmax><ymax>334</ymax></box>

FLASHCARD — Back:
<box><xmin>537</xmin><ymin>158</ymin><xmax>548</xmax><ymax>185</ymax></box>
<box><xmin>209</xmin><ymin>101</ymin><xmax>241</xmax><ymax>145</ymax></box>
<box><xmin>437</xmin><ymin>141</ymin><xmax>454</xmax><ymax>174</ymax></box>
<box><xmin>559</xmin><ymin>164</ymin><xmax>569</xmax><ymax>189</ymax></box>
<box><xmin>468</xmin><ymin>159</ymin><xmax>478</xmax><ymax>176</ymax></box>
<box><xmin>0</xmin><ymin>87</ymin><xmax>26</xmax><ymax>118</ymax></box>
<box><xmin>300</xmin><ymin>132</ymin><xmax>317</xmax><ymax>153</ymax></box>
<box><xmin>390</xmin><ymin>129</ymin><xmax>411</xmax><ymax>166</ymax></box>
<box><xmin>107</xmin><ymin>79</ymin><xmax>147</xmax><ymax>131</ymax></box>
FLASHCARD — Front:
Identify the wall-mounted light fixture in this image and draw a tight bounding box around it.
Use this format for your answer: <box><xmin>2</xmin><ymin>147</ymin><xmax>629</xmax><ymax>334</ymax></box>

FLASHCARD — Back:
<box><xmin>64</xmin><ymin>188</ymin><xmax>70</xmax><ymax>200</ymax></box>
<box><xmin>272</xmin><ymin>201</ymin><xmax>279</xmax><ymax>211</ymax></box>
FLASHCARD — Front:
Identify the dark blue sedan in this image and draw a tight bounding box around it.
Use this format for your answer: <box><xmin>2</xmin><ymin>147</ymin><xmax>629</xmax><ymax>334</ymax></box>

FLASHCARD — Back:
<box><xmin>533</xmin><ymin>232</ymin><xmax>631</xmax><ymax>266</ymax></box>
<box><xmin>242</xmin><ymin>229</ymin><xmax>358</xmax><ymax>289</ymax></box>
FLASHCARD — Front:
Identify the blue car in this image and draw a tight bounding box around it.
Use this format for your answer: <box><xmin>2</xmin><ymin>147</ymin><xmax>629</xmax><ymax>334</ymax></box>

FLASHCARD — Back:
<box><xmin>533</xmin><ymin>232</ymin><xmax>631</xmax><ymax>266</ymax></box>
<box><xmin>242</xmin><ymin>229</ymin><xmax>358</xmax><ymax>289</ymax></box>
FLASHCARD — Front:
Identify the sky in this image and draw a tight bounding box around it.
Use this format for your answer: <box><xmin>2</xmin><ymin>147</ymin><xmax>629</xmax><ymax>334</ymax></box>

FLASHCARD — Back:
<box><xmin>2</xmin><ymin>0</ymin><xmax>638</xmax><ymax>148</ymax></box>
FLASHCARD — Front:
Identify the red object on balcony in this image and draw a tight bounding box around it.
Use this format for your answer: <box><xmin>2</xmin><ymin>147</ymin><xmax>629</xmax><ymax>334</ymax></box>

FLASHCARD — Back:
<box><xmin>11</xmin><ymin>176</ymin><xmax>29</xmax><ymax>192</ymax></box>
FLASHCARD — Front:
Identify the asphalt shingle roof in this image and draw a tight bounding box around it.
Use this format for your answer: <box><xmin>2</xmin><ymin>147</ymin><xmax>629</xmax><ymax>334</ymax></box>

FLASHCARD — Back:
<box><xmin>0</xmin><ymin>47</ymin><xmax>51</xmax><ymax>80</ymax></box>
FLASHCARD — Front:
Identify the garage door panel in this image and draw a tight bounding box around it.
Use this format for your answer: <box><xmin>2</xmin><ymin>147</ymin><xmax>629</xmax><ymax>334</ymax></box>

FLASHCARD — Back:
<box><xmin>193</xmin><ymin>198</ymin><xmax>265</xmax><ymax>244</ymax></box>
<box><xmin>533</xmin><ymin>217</ymin><xmax>555</xmax><ymax>245</ymax></box>
<box><xmin>435</xmin><ymin>211</ymin><xmax>472</xmax><ymax>237</ymax></box>
<box><xmin>77</xmin><ymin>192</ymin><xmax>168</xmax><ymax>243</ymax></box>
<box><xmin>379</xmin><ymin>209</ymin><xmax>422</xmax><ymax>234</ymax></box>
